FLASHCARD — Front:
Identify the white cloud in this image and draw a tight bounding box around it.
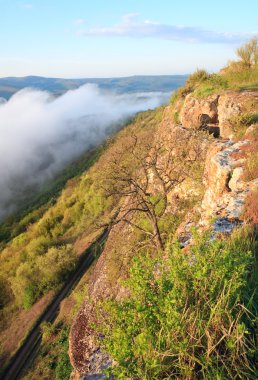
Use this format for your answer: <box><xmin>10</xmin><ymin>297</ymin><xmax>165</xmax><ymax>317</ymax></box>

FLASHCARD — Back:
<box><xmin>82</xmin><ymin>14</ymin><xmax>256</xmax><ymax>44</ymax></box>
<box><xmin>20</xmin><ymin>3</ymin><xmax>33</xmax><ymax>9</ymax></box>
<box><xmin>74</xmin><ymin>18</ymin><xmax>85</xmax><ymax>26</ymax></box>
<box><xmin>0</xmin><ymin>85</ymin><xmax>169</xmax><ymax>220</ymax></box>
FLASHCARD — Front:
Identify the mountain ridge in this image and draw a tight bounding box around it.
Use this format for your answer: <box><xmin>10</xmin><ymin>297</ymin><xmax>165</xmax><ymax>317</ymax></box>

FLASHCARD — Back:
<box><xmin>0</xmin><ymin>75</ymin><xmax>188</xmax><ymax>99</ymax></box>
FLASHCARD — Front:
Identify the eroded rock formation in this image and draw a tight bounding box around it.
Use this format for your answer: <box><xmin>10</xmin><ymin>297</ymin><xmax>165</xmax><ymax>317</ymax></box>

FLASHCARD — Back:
<box><xmin>69</xmin><ymin>89</ymin><xmax>258</xmax><ymax>379</ymax></box>
<box><xmin>179</xmin><ymin>90</ymin><xmax>258</xmax><ymax>139</ymax></box>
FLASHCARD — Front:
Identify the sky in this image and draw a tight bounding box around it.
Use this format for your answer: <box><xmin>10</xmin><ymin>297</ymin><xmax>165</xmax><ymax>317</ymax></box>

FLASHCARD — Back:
<box><xmin>0</xmin><ymin>0</ymin><xmax>257</xmax><ymax>78</ymax></box>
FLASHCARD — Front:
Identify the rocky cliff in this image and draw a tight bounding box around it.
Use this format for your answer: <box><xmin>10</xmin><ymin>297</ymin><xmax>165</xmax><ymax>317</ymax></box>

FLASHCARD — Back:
<box><xmin>69</xmin><ymin>89</ymin><xmax>258</xmax><ymax>379</ymax></box>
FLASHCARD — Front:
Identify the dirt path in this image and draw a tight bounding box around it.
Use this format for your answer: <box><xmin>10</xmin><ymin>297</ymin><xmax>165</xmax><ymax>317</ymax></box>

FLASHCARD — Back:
<box><xmin>0</xmin><ymin>230</ymin><xmax>108</xmax><ymax>380</ymax></box>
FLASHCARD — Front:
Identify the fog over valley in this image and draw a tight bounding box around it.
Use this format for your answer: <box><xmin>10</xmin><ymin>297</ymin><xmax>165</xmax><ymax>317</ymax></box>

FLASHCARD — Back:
<box><xmin>0</xmin><ymin>84</ymin><xmax>169</xmax><ymax>220</ymax></box>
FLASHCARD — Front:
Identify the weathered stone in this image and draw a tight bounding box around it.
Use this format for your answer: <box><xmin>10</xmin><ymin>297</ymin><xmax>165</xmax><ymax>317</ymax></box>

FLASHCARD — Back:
<box><xmin>228</xmin><ymin>167</ymin><xmax>244</xmax><ymax>192</ymax></box>
<box><xmin>218</xmin><ymin>91</ymin><xmax>258</xmax><ymax>139</ymax></box>
<box><xmin>69</xmin><ymin>98</ymin><xmax>258</xmax><ymax>380</ymax></box>
<box><xmin>180</xmin><ymin>94</ymin><xmax>219</xmax><ymax>129</ymax></box>
<box><xmin>200</xmin><ymin>137</ymin><xmax>256</xmax><ymax>228</ymax></box>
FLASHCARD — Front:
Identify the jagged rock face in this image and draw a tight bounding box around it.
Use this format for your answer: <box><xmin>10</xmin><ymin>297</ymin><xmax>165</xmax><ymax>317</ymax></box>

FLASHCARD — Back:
<box><xmin>200</xmin><ymin>137</ymin><xmax>258</xmax><ymax>229</ymax></box>
<box><xmin>180</xmin><ymin>90</ymin><xmax>258</xmax><ymax>139</ymax></box>
<box><xmin>69</xmin><ymin>95</ymin><xmax>258</xmax><ymax>379</ymax></box>
<box><xmin>69</xmin><ymin>220</ymin><xmax>134</xmax><ymax>379</ymax></box>
<box><xmin>180</xmin><ymin>94</ymin><xmax>219</xmax><ymax>129</ymax></box>
<box><xmin>218</xmin><ymin>91</ymin><xmax>258</xmax><ymax>139</ymax></box>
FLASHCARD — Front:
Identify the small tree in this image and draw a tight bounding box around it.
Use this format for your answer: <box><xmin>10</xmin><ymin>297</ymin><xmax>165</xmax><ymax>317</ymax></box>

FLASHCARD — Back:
<box><xmin>102</xmin><ymin>129</ymin><xmax>204</xmax><ymax>250</ymax></box>
<box><xmin>236</xmin><ymin>36</ymin><xmax>258</xmax><ymax>69</ymax></box>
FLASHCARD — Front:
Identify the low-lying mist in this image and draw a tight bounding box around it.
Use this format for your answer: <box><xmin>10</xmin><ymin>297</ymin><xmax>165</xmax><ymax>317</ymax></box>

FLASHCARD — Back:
<box><xmin>0</xmin><ymin>84</ymin><xmax>169</xmax><ymax>221</ymax></box>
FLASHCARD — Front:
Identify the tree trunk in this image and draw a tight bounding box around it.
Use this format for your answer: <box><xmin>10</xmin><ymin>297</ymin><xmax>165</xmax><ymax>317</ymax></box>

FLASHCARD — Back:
<box><xmin>150</xmin><ymin>216</ymin><xmax>164</xmax><ymax>251</ymax></box>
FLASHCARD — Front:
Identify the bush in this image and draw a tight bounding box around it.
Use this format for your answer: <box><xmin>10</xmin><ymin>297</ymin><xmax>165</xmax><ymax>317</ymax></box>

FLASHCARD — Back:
<box><xmin>193</xmin><ymin>74</ymin><xmax>228</xmax><ymax>98</ymax></box>
<box><xmin>186</xmin><ymin>69</ymin><xmax>210</xmax><ymax>87</ymax></box>
<box><xmin>244</xmin><ymin>152</ymin><xmax>258</xmax><ymax>181</ymax></box>
<box><xmin>97</xmin><ymin>228</ymin><xmax>258</xmax><ymax>379</ymax></box>
<box><xmin>229</xmin><ymin>112</ymin><xmax>258</xmax><ymax>137</ymax></box>
<box><xmin>22</xmin><ymin>284</ymin><xmax>39</xmax><ymax>309</ymax></box>
<box><xmin>41</xmin><ymin>321</ymin><xmax>55</xmax><ymax>343</ymax></box>
<box><xmin>170</xmin><ymin>70</ymin><xmax>228</xmax><ymax>102</ymax></box>
<box><xmin>243</xmin><ymin>190</ymin><xmax>258</xmax><ymax>228</ymax></box>
<box><xmin>25</xmin><ymin>322</ymin><xmax>73</xmax><ymax>379</ymax></box>
<box><xmin>54</xmin><ymin>327</ymin><xmax>73</xmax><ymax>380</ymax></box>
<box><xmin>221</xmin><ymin>37</ymin><xmax>258</xmax><ymax>89</ymax></box>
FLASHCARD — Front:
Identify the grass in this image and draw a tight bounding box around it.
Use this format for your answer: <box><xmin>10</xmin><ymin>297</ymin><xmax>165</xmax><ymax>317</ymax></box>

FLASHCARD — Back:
<box><xmin>21</xmin><ymin>247</ymin><xmax>102</xmax><ymax>379</ymax></box>
<box><xmin>243</xmin><ymin>190</ymin><xmax>258</xmax><ymax>228</ymax></box>
<box><xmin>223</xmin><ymin>65</ymin><xmax>258</xmax><ymax>91</ymax></box>
<box><xmin>22</xmin><ymin>321</ymin><xmax>73</xmax><ymax>380</ymax></box>
<box><xmin>0</xmin><ymin>108</ymin><xmax>162</xmax><ymax>371</ymax></box>
<box><xmin>0</xmin><ymin>143</ymin><xmax>105</xmax><ymax>245</ymax></box>
<box><xmin>96</xmin><ymin>227</ymin><xmax>258</xmax><ymax>379</ymax></box>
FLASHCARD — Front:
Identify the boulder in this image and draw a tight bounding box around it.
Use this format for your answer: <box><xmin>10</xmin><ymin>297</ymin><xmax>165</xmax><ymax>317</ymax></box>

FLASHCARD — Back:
<box><xmin>180</xmin><ymin>94</ymin><xmax>219</xmax><ymax>129</ymax></box>
<box><xmin>218</xmin><ymin>91</ymin><xmax>258</xmax><ymax>138</ymax></box>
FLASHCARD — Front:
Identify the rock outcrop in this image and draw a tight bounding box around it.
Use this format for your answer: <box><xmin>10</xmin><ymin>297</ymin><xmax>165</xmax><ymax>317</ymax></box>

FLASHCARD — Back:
<box><xmin>179</xmin><ymin>90</ymin><xmax>258</xmax><ymax>139</ymax></box>
<box><xmin>200</xmin><ymin>137</ymin><xmax>258</xmax><ymax>231</ymax></box>
<box><xmin>180</xmin><ymin>93</ymin><xmax>219</xmax><ymax>129</ymax></box>
<box><xmin>69</xmin><ymin>220</ymin><xmax>134</xmax><ymax>379</ymax></box>
<box><xmin>69</xmin><ymin>89</ymin><xmax>258</xmax><ymax>379</ymax></box>
<box><xmin>217</xmin><ymin>91</ymin><xmax>258</xmax><ymax>139</ymax></box>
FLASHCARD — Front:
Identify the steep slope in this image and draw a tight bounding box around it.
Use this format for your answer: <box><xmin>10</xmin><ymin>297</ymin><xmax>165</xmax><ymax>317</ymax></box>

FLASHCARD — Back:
<box><xmin>69</xmin><ymin>85</ymin><xmax>258</xmax><ymax>379</ymax></box>
<box><xmin>0</xmin><ymin>64</ymin><xmax>257</xmax><ymax>379</ymax></box>
<box><xmin>0</xmin><ymin>109</ymin><xmax>161</xmax><ymax>373</ymax></box>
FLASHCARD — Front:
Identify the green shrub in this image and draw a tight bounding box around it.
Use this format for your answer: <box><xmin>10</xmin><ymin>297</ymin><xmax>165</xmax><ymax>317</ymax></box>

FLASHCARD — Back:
<box><xmin>97</xmin><ymin>228</ymin><xmax>258</xmax><ymax>379</ymax></box>
<box><xmin>41</xmin><ymin>321</ymin><xmax>55</xmax><ymax>343</ymax></box>
<box><xmin>221</xmin><ymin>37</ymin><xmax>258</xmax><ymax>89</ymax></box>
<box><xmin>170</xmin><ymin>85</ymin><xmax>192</xmax><ymax>105</ymax></box>
<box><xmin>25</xmin><ymin>322</ymin><xmax>73</xmax><ymax>379</ymax></box>
<box><xmin>22</xmin><ymin>284</ymin><xmax>39</xmax><ymax>309</ymax></box>
<box><xmin>186</xmin><ymin>69</ymin><xmax>210</xmax><ymax>87</ymax></box>
<box><xmin>243</xmin><ymin>190</ymin><xmax>258</xmax><ymax>228</ymax></box>
<box><xmin>193</xmin><ymin>74</ymin><xmax>228</xmax><ymax>98</ymax></box>
<box><xmin>229</xmin><ymin>112</ymin><xmax>258</xmax><ymax>137</ymax></box>
<box><xmin>54</xmin><ymin>327</ymin><xmax>73</xmax><ymax>380</ymax></box>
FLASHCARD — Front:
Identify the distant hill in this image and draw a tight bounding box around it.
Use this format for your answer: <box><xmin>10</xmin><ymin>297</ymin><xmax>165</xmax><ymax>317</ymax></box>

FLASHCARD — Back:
<box><xmin>0</xmin><ymin>75</ymin><xmax>188</xmax><ymax>99</ymax></box>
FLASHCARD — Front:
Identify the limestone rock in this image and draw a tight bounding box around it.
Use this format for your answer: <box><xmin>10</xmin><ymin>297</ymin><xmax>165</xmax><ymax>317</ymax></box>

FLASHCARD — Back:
<box><xmin>200</xmin><ymin>138</ymin><xmax>254</xmax><ymax>229</ymax></box>
<box><xmin>228</xmin><ymin>167</ymin><xmax>244</xmax><ymax>192</ymax></box>
<box><xmin>218</xmin><ymin>91</ymin><xmax>258</xmax><ymax>138</ymax></box>
<box><xmin>180</xmin><ymin>93</ymin><xmax>219</xmax><ymax>129</ymax></box>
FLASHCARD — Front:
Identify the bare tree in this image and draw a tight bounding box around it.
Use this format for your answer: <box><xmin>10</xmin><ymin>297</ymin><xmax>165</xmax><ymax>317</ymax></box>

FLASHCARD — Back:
<box><xmin>102</xmin><ymin>128</ymin><xmax>205</xmax><ymax>250</ymax></box>
<box><xmin>236</xmin><ymin>36</ymin><xmax>258</xmax><ymax>69</ymax></box>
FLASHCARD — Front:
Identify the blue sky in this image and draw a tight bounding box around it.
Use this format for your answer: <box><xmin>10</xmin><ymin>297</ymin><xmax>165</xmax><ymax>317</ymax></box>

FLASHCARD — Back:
<box><xmin>0</xmin><ymin>0</ymin><xmax>257</xmax><ymax>78</ymax></box>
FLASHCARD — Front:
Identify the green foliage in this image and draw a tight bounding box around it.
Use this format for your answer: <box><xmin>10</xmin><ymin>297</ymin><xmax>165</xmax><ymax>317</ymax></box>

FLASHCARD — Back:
<box><xmin>170</xmin><ymin>70</ymin><xmax>228</xmax><ymax>104</ymax></box>
<box><xmin>236</xmin><ymin>37</ymin><xmax>258</xmax><ymax>69</ymax></box>
<box><xmin>22</xmin><ymin>284</ymin><xmax>39</xmax><ymax>309</ymax></box>
<box><xmin>97</xmin><ymin>228</ymin><xmax>258</xmax><ymax>379</ymax></box>
<box><xmin>243</xmin><ymin>190</ymin><xmax>258</xmax><ymax>228</ymax></box>
<box><xmin>170</xmin><ymin>86</ymin><xmax>191</xmax><ymax>105</ymax></box>
<box><xmin>244</xmin><ymin>152</ymin><xmax>258</xmax><ymax>181</ymax></box>
<box><xmin>54</xmin><ymin>327</ymin><xmax>72</xmax><ymax>380</ymax></box>
<box><xmin>0</xmin><ymin>144</ymin><xmax>103</xmax><ymax>244</ymax></box>
<box><xmin>193</xmin><ymin>74</ymin><xmax>228</xmax><ymax>98</ymax></box>
<box><xmin>229</xmin><ymin>112</ymin><xmax>258</xmax><ymax>137</ymax></box>
<box><xmin>0</xmin><ymin>108</ymin><xmax>161</xmax><ymax>318</ymax></box>
<box><xmin>25</xmin><ymin>322</ymin><xmax>72</xmax><ymax>380</ymax></box>
<box><xmin>186</xmin><ymin>69</ymin><xmax>210</xmax><ymax>87</ymax></box>
<box><xmin>221</xmin><ymin>37</ymin><xmax>258</xmax><ymax>89</ymax></box>
<box><xmin>0</xmin><ymin>275</ymin><xmax>12</xmax><ymax>309</ymax></box>
<box><xmin>41</xmin><ymin>321</ymin><xmax>55</xmax><ymax>343</ymax></box>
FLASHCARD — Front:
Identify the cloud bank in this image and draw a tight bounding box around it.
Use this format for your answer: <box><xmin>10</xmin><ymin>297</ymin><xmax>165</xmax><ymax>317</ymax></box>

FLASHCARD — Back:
<box><xmin>0</xmin><ymin>84</ymin><xmax>169</xmax><ymax>220</ymax></box>
<box><xmin>81</xmin><ymin>14</ymin><xmax>256</xmax><ymax>44</ymax></box>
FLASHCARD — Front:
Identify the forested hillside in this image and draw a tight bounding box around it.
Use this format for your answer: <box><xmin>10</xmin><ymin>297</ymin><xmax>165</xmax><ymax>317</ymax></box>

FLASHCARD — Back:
<box><xmin>0</xmin><ymin>75</ymin><xmax>187</xmax><ymax>99</ymax></box>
